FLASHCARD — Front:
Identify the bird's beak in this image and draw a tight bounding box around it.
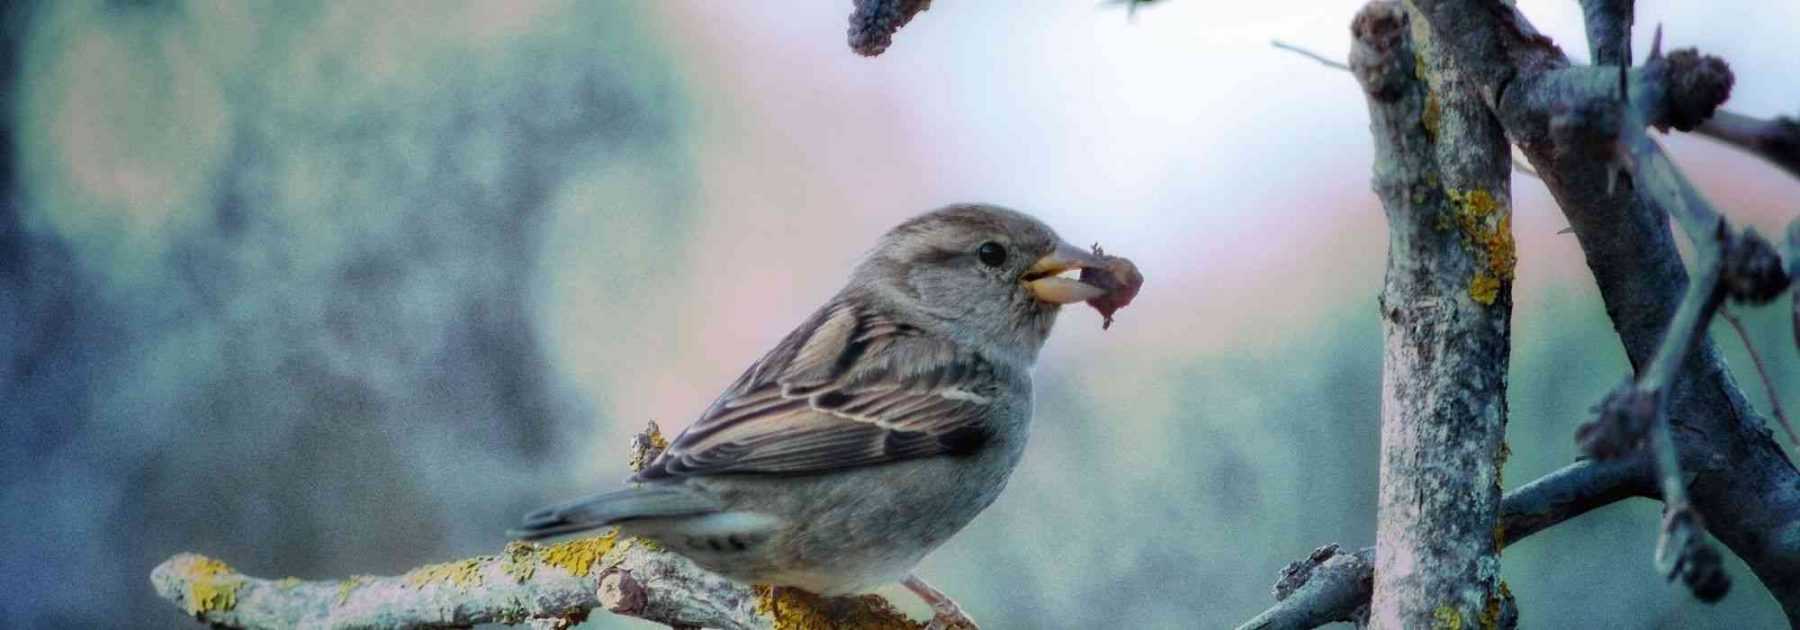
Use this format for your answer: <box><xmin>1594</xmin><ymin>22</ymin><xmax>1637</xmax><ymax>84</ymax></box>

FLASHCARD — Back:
<box><xmin>1024</xmin><ymin>241</ymin><xmax>1108</xmax><ymax>304</ymax></box>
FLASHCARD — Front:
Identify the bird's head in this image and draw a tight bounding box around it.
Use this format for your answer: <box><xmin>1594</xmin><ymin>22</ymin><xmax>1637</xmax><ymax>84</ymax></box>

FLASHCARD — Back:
<box><xmin>849</xmin><ymin>204</ymin><xmax>1117</xmax><ymax>366</ymax></box>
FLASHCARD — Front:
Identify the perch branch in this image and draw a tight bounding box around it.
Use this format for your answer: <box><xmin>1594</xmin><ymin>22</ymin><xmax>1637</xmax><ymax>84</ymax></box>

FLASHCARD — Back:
<box><xmin>1236</xmin><ymin>457</ymin><xmax>1655</xmax><ymax>630</ymax></box>
<box><xmin>151</xmin><ymin>422</ymin><xmax>925</xmax><ymax>629</ymax></box>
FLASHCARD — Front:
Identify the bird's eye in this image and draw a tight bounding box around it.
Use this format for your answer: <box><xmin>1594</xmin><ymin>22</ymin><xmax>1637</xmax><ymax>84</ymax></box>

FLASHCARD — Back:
<box><xmin>975</xmin><ymin>241</ymin><xmax>1007</xmax><ymax>268</ymax></box>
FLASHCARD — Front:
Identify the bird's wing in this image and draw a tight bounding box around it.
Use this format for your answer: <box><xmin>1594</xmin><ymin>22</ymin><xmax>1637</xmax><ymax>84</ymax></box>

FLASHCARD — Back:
<box><xmin>634</xmin><ymin>300</ymin><xmax>1008</xmax><ymax>481</ymax></box>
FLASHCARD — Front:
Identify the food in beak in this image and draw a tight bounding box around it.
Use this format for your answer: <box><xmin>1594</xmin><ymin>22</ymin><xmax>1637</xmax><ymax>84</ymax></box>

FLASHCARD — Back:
<box><xmin>1024</xmin><ymin>242</ymin><xmax>1144</xmax><ymax>329</ymax></box>
<box><xmin>1027</xmin><ymin>276</ymin><xmax>1108</xmax><ymax>304</ymax></box>
<box><xmin>1079</xmin><ymin>244</ymin><xmax>1142</xmax><ymax>330</ymax></box>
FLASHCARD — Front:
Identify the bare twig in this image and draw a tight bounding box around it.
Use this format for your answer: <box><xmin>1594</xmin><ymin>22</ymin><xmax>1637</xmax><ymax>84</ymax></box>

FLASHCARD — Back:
<box><xmin>1721</xmin><ymin>309</ymin><xmax>1798</xmax><ymax>445</ymax></box>
<box><xmin>1270</xmin><ymin>40</ymin><xmax>1349</xmax><ymax>71</ymax></box>
<box><xmin>1698</xmin><ymin>111</ymin><xmax>1800</xmax><ymax>181</ymax></box>
<box><xmin>1105</xmin><ymin>0</ymin><xmax>1165</xmax><ymax>19</ymax></box>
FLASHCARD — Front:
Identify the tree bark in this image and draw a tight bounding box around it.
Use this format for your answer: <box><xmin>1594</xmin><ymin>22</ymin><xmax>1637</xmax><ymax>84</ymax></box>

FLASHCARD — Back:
<box><xmin>1353</xmin><ymin>3</ymin><xmax>1516</xmax><ymax>628</ymax></box>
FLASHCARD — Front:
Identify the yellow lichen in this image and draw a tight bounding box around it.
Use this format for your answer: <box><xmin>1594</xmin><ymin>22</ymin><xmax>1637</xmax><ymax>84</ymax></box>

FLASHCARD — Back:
<box><xmin>1469</xmin><ymin>272</ymin><xmax>1502</xmax><ymax>306</ymax></box>
<box><xmin>1422</xmin><ymin>90</ymin><xmax>1443</xmax><ymax>140</ymax></box>
<box><xmin>276</xmin><ymin>577</ymin><xmax>301</xmax><ymax>590</ymax></box>
<box><xmin>502</xmin><ymin>540</ymin><xmax>538</xmax><ymax>583</ymax></box>
<box><xmin>337</xmin><ymin>575</ymin><xmax>369</xmax><ymax>606</ymax></box>
<box><xmin>1433</xmin><ymin>605</ymin><xmax>1464</xmax><ymax>630</ymax></box>
<box><xmin>625</xmin><ymin>535</ymin><xmax>664</xmax><ymax>553</ymax></box>
<box><xmin>629</xmin><ymin>421</ymin><xmax>672</xmax><ymax>472</ymax></box>
<box><xmin>1480</xmin><ymin>581</ymin><xmax>1514</xmax><ymax>630</ymax></box>
<box><xmin>179</xmin><ymin>555</ymin><xmax>242</xmax><ymax>616</ymax></box>
<box><xmin>405</xmin><ymin>557</ymin><xmax>485</xmax><ymax>589</ymax></box>
<box><xmin>752</xmin><ymin>585</ymin><xmax>923</xmax><ymax>630</ymax></box>
<box><xmin>541</xmin><ymin>530</ymin><xmax>619</xmax><ymax>578</ymax></box>
<box><xmin>1443</xmin><ymin>188</ymin><xmax>1517</xmax><ymax>305</ymax></box>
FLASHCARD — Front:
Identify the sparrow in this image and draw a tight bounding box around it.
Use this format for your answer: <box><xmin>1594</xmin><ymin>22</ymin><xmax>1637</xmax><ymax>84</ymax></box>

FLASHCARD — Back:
<box><xmin>512</xmin><ymin>204</ymin><xmax>1139</xmax><ymax>628</ymax></box>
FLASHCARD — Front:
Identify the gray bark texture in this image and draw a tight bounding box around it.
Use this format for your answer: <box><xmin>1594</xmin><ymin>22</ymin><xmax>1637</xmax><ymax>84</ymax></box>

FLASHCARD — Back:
<box><xmin>1354</xmin><ymin>2</ymin><xmax>1516</xmax><ymax>628</ymax></box>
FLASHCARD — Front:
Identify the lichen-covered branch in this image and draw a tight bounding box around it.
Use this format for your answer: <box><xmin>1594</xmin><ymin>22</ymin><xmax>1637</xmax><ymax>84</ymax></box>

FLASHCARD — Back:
<box><xmin>1351</xmin><ymin>2</ymin><xmax>1516</xmax><ymax>627</ymax></box>
<box><xmin>1236</xmin><ymin>457</ymin><xmax>1654</xmax><ymax>630</ymax></box>
<box><xmin>151</xmin><ymin>532</ymin><xmax>921</xmax><ymax>629</ymax></box>
<box><xmin>151</xmin><ymin>422</ymin><xmax>925</xmax><ymax>629</ymax></box>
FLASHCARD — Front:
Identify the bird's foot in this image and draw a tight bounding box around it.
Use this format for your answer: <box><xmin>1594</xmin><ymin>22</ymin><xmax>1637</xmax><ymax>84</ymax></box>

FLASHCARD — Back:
<box><xmin>903</xmin><ymin>573</ymin><xmax>979</xmax><ymax>630</ymax></box>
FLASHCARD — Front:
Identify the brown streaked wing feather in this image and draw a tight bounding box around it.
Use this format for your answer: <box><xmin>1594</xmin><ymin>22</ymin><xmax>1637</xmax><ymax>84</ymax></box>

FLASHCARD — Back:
<box><xmin>634</xmin><ymin>299</ymin><xmax>1002</xmax><ymax>480</ymax></box>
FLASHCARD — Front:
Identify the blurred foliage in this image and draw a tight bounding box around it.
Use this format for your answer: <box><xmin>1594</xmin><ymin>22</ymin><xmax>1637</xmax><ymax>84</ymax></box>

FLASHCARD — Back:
<box><xmin>0</xmin><ymin>1</ymin><xmax>690</xmax><ymax>626</ymax></box>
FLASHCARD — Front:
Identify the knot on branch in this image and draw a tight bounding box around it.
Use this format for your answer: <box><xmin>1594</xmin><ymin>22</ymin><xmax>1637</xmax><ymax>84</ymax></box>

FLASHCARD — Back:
<box><xmin>1651</xmin><ymin>49</ymin><xmax>1733</xmax><ymax>133</ymax></box>
<box><xmin>1576</xmin><ymin>380</ymin><xmax>1655</xmax><ymax>459</ymax></box>
<box><xmin>1348</xmin><ymin>1</ymin><xmax>1411</xmax><ymax>102</ymax></box>
<box><xmin>628</xmin><ymin>420</ymin><xmax>670</xmax><ymax>473</ymax></box>
<box><xmin>1270</xmin><ymin>544</ymin><xmax>1373</xmax><ymax>625</ymax></box>
<box><xmin>1657</xmin><ymin>506</ymin><xmax>1732</xmax><ymax>603</ymax></box>
<box><xmin>848</xmin><ymin>0</ymin><xmax>931</xmax><ymax>57</ymax></box>
<box><xmin>598</xmin><ymin>568</ymin><xmax>649</xmax><ymax>616</ymax></box>
<box><xmin>1718</xmin><ymin>225</ymin><xmax>1792</xmax><ymax>305</ymax></box>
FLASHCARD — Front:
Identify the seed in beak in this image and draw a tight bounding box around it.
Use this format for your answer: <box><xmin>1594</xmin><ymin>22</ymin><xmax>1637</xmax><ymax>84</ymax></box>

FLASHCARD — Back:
<box><xmin>1027</xmin><ymin>276</ymin><xmax>1108</xmax><ymax>304</ymax></box>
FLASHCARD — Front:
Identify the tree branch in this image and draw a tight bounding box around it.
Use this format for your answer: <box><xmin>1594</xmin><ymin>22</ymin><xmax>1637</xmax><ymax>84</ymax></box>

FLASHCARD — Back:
<box><xmin>1400</xmin><ymin>0</ymin><xmax>1800</xmax><ymax>620</ymax></box>
<box><xmin>1697</xmin><ymin>111</ymin><xmax>1800</xmax><ymax>180</ymax></box>
<box><xmin>1236</xmin><ymin>457</ymin><xmax>1655</xmax><ymax>630</ymax></box>
<box><xmin>151</xmin><ymin>423</ymin><xmax>926</xmax><ymax>629</ymax></box>
<box><xmin>1350</xmin><ymin>2</ymin><xmax>1516</xmax><ymax>626</ymax></box>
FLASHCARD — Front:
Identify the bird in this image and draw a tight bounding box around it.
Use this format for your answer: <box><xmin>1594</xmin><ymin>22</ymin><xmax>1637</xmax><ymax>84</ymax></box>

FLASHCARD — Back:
<box><xmin>511</xmin><ymin>204</ymin><xmax>1136</xmax><ymax>629</ymax></box>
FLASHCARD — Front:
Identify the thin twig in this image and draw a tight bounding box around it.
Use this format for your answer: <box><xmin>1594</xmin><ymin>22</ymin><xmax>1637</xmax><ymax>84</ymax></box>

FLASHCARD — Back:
<box><xmin>1270</xmin><ymin>40</ymin><xmax>1349</xmax><ymax>71</ymax></box>
<box><xmin>1721</xmin><ymin>309</ymin><xmax>1799</xmax><ymax>445</ymax></box>
<box><xmin>1697</xmin><ymin>111</ymin><xmax>1800</xmax><ymax>181</ymax></box>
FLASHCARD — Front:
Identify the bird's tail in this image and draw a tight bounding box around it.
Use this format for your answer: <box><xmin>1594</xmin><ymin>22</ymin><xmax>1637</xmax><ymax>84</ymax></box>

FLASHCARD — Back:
<box><xmin>508</xmin><ymin>486</ymin><xmax>722</xmax><ymax>541</ymax></box>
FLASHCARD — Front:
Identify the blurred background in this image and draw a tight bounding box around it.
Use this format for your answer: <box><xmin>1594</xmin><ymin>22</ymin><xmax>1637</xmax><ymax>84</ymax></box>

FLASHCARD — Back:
<box><xmin>1</xmin><ymin>0</ymin><xmax>1797</xmax><ymax>627</ymax></box>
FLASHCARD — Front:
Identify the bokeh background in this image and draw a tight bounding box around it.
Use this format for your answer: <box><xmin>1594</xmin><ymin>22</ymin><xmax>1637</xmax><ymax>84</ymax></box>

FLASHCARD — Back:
<box><xmin>2</xmin><ymin>1</ymin><xmax>1797</xmax><ymax>627</ymax></box>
